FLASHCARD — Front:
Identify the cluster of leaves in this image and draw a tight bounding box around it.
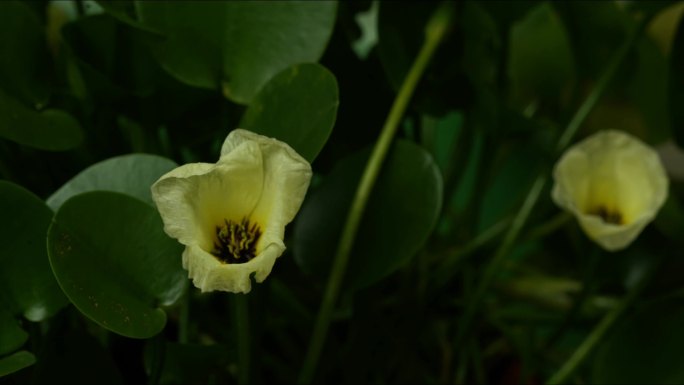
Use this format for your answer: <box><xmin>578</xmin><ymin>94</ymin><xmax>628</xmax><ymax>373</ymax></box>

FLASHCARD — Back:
<box><xmin>1</xmin><ymin>1</ymin><xmax>684</xmax><ymax>384</ymax></box>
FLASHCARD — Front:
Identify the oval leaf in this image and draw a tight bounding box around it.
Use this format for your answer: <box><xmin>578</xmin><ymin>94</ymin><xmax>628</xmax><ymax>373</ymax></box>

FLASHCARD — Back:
<box><xmin>136</xmin><ymin>1</ymin><xmax>337</xmax><ymax>104</ymax></box>
<box><xmin>240</xmin><ymin>63</ymin><xmax>339</xmax><ymax>162</ymax></box>
<box><xmin>0</xmin><ymin>181</ymin><xmax>68</xmax><ymax>321</ymax></box>
<box><xmin>47</xmin><ymin>192</ymin><xmax>186</xmax><ymax>338</ymax></box>
<box><xmin>294</xmin><ymin>140</ymin><xmax>443</xmax><ymax>290</ymax></box>
<box><xmin>47</xmin><ymin>154</ymin><xmax>177</xmax><ymax>211</ymax></box>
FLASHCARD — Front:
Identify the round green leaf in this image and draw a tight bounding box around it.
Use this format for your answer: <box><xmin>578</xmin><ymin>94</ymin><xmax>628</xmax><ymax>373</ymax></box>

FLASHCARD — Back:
<box><xmin>47</xmin><ymin>192</ymin><xmax>186</xmax><ymax>338</ymax></box>
<box><xmin>593</xmin><ymin>299</ymin><xmax>684</xmax><ymax>384</ymax></box>
<box><xmin>0</xmin><ymin>351</ymin><xmax>35</xmax><ymax>378</ymax></box>
<box><xmin>294</xmin><ymin>140</ymin><xmax>443</xmax><ymax>290</ymax></box>
<box><xmin>239</xmin><ymin>63</ymin><xmax>339</xmax><ymax>162</ymax></box>
<box><xmin>136</xmin><ymin>1</ymin><xmax>337</xmax><ymax>104</ymax></box>
<box><xmin>47</xmin><ymin>154</ymin><xmax>177</xmax><ymax>211</ymax></box>
<box><xmin>0</xmin><ymin>181</ymin><xmax>68</xmax><ymax>322</ymax></box>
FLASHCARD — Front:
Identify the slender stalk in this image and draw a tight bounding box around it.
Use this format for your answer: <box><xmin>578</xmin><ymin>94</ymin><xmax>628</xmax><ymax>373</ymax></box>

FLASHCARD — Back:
<box><xmin>234</xmin><ymin>294</ymin><xmax>250</xmax><ymax>385</ymax></box>
<box><xmin>546</xmin><ymin>265</ymin><xmax>653</xmax><ymax>385</ymax></box>
<box><xmin>178</xmin><ymin>283</ymin><xmax>190</xmax><ymax>344</ymax></box>
<box><xmin>451</xmin><ymin>18</ymin><xmax>646</xmax><ymax>379</ymax></box>
<box><xmin>297</xmin><ymin>4</ymin><xmax>455</xmax><ymax>384</ymax></box>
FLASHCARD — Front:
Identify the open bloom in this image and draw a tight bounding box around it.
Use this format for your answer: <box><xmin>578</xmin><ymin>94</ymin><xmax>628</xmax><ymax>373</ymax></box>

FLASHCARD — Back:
<box><xmin>552</xmin><ymin>130</ymin><xmax>668</xmax><ymax>251</ymax></box>
<box><xmin>151</xmin><ymin>129</ymin><xmax>312</xmax><ymax>293</ymax></box>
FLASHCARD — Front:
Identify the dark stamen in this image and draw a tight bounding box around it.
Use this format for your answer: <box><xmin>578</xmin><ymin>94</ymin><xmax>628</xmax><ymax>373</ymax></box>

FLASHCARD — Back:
<box><xmin>211</xmin><ymin>218</ymin><xmax>262</xmax><ymax>264</ymax></box>
<box><xmin>589</xmin><ymin>206</ymin><xmax>623</xmax><ymax>225</ymax></box>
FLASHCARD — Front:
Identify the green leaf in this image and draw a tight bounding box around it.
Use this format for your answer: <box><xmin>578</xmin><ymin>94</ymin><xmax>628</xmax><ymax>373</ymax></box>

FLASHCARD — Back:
<box><xmin>0</xmin><ymin>181</ymin><xmax>68</xmax><ymax>322</ymax></box>
<box><xmin>0</xmin><ymin>350</ymin><xmax>35</xmax><ymax>378</ymax></box>
<box><xmin>0</xmin><ymin>306</ymin><xmax>27</xmax><ymax>356</ymax></box>
<box><xmin>240</xmin><ymin>63</ymin><xmax>339</xmax><ymax>162</ymax></box>
<box><xmin>47</xmin><ymin>154</ymin><xmax>177</xmax><ymax>211</ymax></box>
<box><xmin>294</xmin><ymin>140</ymin><xmax>443</xmax><ymax>290</ymax></box>
<box><xmin>136</xmin><ymin>1</ymin><xmax>337</xmax><ymax>104</ymax></box>
<box><xmin>0</xmin><ymin>1</ymin><xmax>49</xmax><ymax>106</ymax></box>
<box><xmin>0</xmin><ymin>88</ymin><xmax>83</xmax><ymax>151</ymax></box>
<box><xmin>593</xmin><ymin>299</ymin><xmax>684</xmax><ymax>384</ymax></box>
<box><xmin>508</xmin><ymin>2</ymin><xmax>575</xmax><ymax>105</ymax></box>
<box><xmin>47</xmin><ymin>192</ymin><xmax>186</xmax><ymax>338</ymax></box>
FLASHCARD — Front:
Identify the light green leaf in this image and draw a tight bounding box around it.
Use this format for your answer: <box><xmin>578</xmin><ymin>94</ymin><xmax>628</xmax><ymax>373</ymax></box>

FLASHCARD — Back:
<box><xmin>47</xmin><ymin>192</ymin><xmax>186</xmax><ymax>338</ymax></box>
<box><xmin>47</xmin><ymin>154</ymin><xmax>177</xmax><ymax>211</ymax></box>
<box><xmin>240</xmin><ymin>63</ymin><xmax>339</xmax><ymax>162</ymax></box>
<box><xmin>294</xmin><ymin>140</ymin><xmax>443</xmax><ymax>290</ymax></box>
<box><xmin>136</xmin><ymin>1</ymin><xmax>337</xmax><ymax>104</ymax></box>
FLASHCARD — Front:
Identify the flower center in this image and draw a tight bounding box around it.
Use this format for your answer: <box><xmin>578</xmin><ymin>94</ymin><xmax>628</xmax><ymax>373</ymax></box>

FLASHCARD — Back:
<box><xmin>588</xmin><ymin>205</ymin><xmax>623</xmax><ymax>225</ymax></box>
<box><xmin>212</xmin><ymin>218</ymin><xmax>262</xmax><ymax>264</ymax></box>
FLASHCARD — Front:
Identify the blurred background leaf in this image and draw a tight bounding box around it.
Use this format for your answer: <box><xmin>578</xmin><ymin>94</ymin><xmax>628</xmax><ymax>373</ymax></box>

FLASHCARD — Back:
<box><xmin>294</xmin><ymin>139</ymin><xmax>442</xmax><ymax>291</ymax></box>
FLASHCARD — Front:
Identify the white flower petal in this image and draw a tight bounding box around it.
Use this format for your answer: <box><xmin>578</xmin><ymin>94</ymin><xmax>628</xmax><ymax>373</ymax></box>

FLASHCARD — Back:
<box><xmin>552</xmin><ymin>130</ymin><xmax>668</xmax><ymax>251</ymax></box>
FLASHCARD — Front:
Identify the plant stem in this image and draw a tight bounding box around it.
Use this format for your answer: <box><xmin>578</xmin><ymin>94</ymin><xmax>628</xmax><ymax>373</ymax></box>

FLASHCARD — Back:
<box><xmin>451</xmin><ymin>18</ymin><xmax>645</xmax><ymax>382</ymax></box>
<box><xmin>545</xmin><ymin>264</ymin><xmax>653</xmax><ymax>385</ymax></box>
<box><xmin>234</xmin><ymin>294</ymin><xmax>250</xmax><ymax>385</ymax></box>
<box><xmin>178</xmin><ymin>283</ymin><xmax>190</xmax><ymax>344</ymax></box>
<box><xmin>296</xmin><ymin>4</ymin><xmax>454</xmax><ymax>384</ymax></box>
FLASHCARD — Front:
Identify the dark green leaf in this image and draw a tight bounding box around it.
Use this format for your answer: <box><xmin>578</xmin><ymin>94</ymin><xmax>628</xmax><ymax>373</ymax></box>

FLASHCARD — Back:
<box><xmin>0</xmin><ymin>88</ymin><xmax>83</xmax><ymax>151</ymax></box>
<box><xmin>0</xmin><ymin>350</ymin><xmax>35</xmax><ymax>378</ymax></box>
<box><xmin>593</xmin><ymin>299</ymin><xmax>684</xmax><ymax>384</ymax></box>
<box><xmin>144</xmin><ymin>342</ymin><xmax>230</xmax><ymax>385</ymax></box>
<box><xmin>47</xmin><ymin>153</ymin><xmax>177</xmax><ymax>211</ymax></box>
<box><xmin>47</xmin><ymin>192</ymin><xmax>186</xmax><ymax>338</ymax></box>
<box><xmin>508</xmin><ymin>2</ymin><xmax>575</xmax><ymax>105</ymax></box>
<box><xmin>0</xmin><ymin>181</ymin><xmax>68</xmax><ymax>322</ymax></box>
<box><xmin>0</xmin><ymin>1</ymin><xmax>49</xmax><ymax>106</ymax></box>
<box><xmin>294</xmin><ymin>140</ymin><xmax>443</xmax><ymax>290</ymax></box>
<box><xmin>240</xmin><ymin>63</ymin><xmax>339</xmax><ymax>162</ymax></box>
<box><xmin>136</xmin><ymin>1</ymin><xmax>337</xmax><ymax>104</ymax></box>
<box><xmin>0</xmin><ymin>306</ymin><xmax>27</xmax><ymax>356</ymax></box>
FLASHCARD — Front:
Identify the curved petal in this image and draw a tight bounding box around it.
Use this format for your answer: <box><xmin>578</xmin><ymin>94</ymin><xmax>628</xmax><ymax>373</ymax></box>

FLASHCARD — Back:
<box><xmin>182</xmin><ymin>240</ymin><xmax>285</xmax><ymax>293</ymax></box>
<box><xmin>152</xmin><ymin>141</ymin><xmax>265</xmax><ymax>249</ymax></box>
<box><xmin>551</xmin><ymin>130</ymin><xmax>668</xmax><ymax>251</ymax></box>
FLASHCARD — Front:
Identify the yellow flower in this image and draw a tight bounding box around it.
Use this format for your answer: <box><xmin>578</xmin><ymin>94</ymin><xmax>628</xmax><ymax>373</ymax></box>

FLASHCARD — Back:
<box><xmin>551</xmin><ymin>130</ymin><xmax>668</xmax><ymax>251</ymax></box>
<box><xmin>151</xmin><ymin>129</ymin><xmax>312</xmax><ymax>293</ymax></box>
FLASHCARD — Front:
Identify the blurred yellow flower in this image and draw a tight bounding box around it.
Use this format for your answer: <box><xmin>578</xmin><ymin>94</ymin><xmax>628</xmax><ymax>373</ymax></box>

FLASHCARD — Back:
<box><xmin>151</xmin><ymin>129</ymin><xmax>312</xmax><ymax>293</ymax></box>
<box><xmin>552</xmin><ymin>130</ymin><xmax>668</xmax><ymax>251</ymax></box>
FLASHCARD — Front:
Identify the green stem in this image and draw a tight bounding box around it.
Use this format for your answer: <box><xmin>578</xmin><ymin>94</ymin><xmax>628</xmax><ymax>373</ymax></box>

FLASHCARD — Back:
<box><xmin>234</xmin><ymin>294</ymin><xmax>250</xmax><ymax>385</ymax></box>
<box><xmin>545</xmin><ymin>266</ymin><xmax>653</xmax><ymax>385</ymax></box>
<box><xmin>297</xmin><ymin>4</ymin><xmax>454</xmax><ymax>384</ymax></box>
<box><xmin>452</xmin><ymin>17</ymin><xmax>646</xmax><ymax>379</ymax></box>
<box><xmin>524</xmin><ymin>212</ymin><xmax>572</xmax><ymax>242</ymax></box>
<box><xmin>178</xmin><ymin>283</ymin><xmax>190</xmax><ymax>344</ymax></box>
